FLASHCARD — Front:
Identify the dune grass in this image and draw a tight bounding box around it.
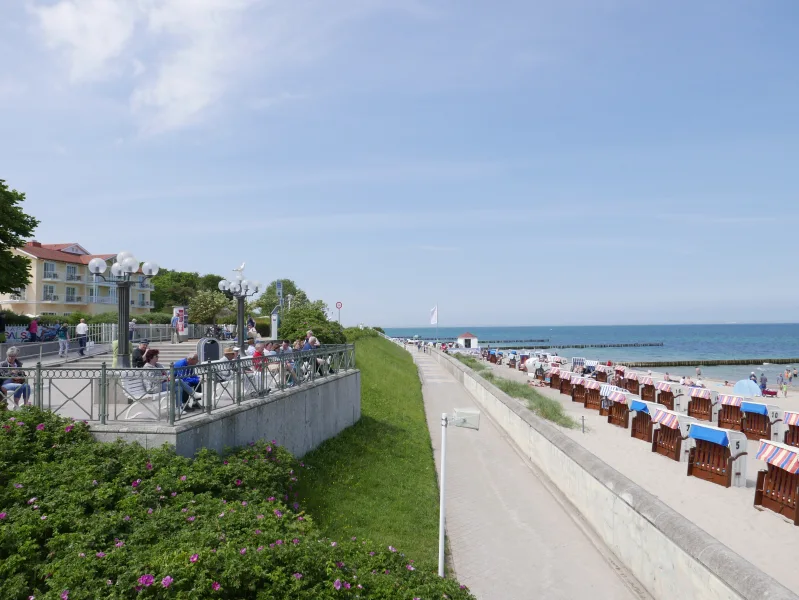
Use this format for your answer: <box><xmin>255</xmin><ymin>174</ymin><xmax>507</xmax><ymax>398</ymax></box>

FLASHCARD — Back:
<box><xmin>296</xmin><ymin>337</ymin><xmax>440</xmax><ymax>567</ymax></box>
<box><xmin>481</xmin><ymin>372</ymin><xmax>577</xmax><ymax>428</ymax></box>
<box><xmin>453</xmin><ymin>353</ymin><xmax>488</xmax><ymax>372</ymax></box>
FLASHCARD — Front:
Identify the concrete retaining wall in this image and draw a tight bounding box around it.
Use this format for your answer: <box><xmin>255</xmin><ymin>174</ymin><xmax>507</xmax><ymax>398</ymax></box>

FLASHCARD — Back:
<box><xmin>90</xmin><ymin>370</ymin><xmax>361</xmax><ymax>458</ymax></box>
<box><xmin>428</xmin><ymin>351</ymin><xmax>797</xmax><ymax>600</ymax></box>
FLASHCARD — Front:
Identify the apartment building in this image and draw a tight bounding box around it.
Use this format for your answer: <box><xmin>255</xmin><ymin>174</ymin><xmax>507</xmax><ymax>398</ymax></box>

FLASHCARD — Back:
<box><xmin>0</xmin><ymin>242</ymin><xmax>155</xmax><ymax>318</ymax></box>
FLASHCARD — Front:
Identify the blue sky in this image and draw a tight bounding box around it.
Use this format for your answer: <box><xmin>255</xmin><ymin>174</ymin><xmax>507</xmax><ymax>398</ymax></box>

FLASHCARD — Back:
<box><xmin>1</xmin><ymin>1</ymin><xmax>797</xmax><ymax>327</ymax></box>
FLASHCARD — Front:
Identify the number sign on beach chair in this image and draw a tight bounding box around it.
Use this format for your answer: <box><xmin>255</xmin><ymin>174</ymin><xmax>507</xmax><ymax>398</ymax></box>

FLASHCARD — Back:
<box><xmin>571</xmin><ymin>376</ymin><xmax>586</xmax><ymax>404</ymax></box>
<box><xmin>717</xmin><ymin>394</ymin><xmax>746</xmax><ymax>432</ymax></box>
<box><xmin>640</xmin><ymin>376</ymin><xmax>656</xmax><ymax>402</ymax></box>
<box><xmin>624</xmin><ymin>370</ymin><xmax>640</xmax><ymax>395</ymax></box>
<box><xmin>754</xmin><ymin>440</ymin><xmax>799</xmax><ymax>525</ymax></box>
<box><xmin>741</xmin><ymin>401</ymin><xmax>783</xmax><ymax>442</ymax></box>
<box><xmin>629</xmin><ymin>399</ymin><xmax>660</xmax><ymax>443</ymax></box>
<box><xmin>651</xmin><ymin>408</ymin><xmax>697</xmax><ymax>462</ymax></box>
<box><xmin>686</xmin><ymin>423</ymin><xmax>748</xmax><ymax>488</ymax></box>
<box><xmin>607</xmin><ymin>390</ymin><xmax>632</xmax><ymax>429</ymax></box>
<box><xmin>687</xmin><ymin>388</ymin><xmax>718</xmax><ymax>422</ymax></box>
<box><xmin>583</xmin><ymin>379</ymin><xmax>602</xmax><ymax>411</ymax></box>
<box><xmin>784</xmin><ymin>411</ymin><xmax>799</xmax><ymax>448</ymax></box>
<box><xmin>549</xmin><ymin>367</ymin><xmax>561</xmax><ymax>390</ymax></box>
<box><xmin>656</xmin><ymin>381</ymin><xmax>685</xmax><ymax>412</ymax></box>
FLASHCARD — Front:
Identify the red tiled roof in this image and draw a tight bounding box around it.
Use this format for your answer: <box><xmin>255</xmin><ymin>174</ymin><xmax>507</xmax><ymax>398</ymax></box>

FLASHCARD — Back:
<box><xmin>41</xmin><ymin>243</ymin><xmax>79</xmax><ymax>250</ymax></box>
<box><xmin>22</xmin><ymin>242</ymin><xmax>114</xmax><ymax>265</ymax></box>
<box><xmin>458</xmin><ymin>332</ymin><xmax>477</xmax><ymax>338</ymax></box>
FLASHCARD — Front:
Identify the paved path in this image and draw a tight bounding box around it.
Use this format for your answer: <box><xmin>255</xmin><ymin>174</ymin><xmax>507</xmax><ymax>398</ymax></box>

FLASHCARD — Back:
<box><xmin>413</xmin><ymin>351</ymin><xmax>645</xmax><ymax>600</ymax></box>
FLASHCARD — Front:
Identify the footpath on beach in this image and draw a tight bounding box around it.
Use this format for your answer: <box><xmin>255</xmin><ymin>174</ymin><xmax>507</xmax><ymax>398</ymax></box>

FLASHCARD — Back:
<box><xmin>412</xmin><ymin>351</ymin><xmax>646</xmax><ymax>600</ymax></box>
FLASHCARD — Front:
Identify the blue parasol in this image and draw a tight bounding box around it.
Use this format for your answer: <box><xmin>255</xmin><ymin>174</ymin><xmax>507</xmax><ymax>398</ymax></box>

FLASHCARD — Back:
<box><xmin>732</xmin><ymin>379</ymin><xmax>762</xmax><ymax>397</ymax></box>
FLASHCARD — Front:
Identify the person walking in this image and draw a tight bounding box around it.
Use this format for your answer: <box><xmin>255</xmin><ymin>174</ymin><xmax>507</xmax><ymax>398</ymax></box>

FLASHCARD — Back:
<box><xmin>759</xmin><ymin>373</ymin><xmax>768</xmax><ymax>393</ymax></box>
<box><xmin>75</xmin><ymin>318</ymin><xmax>89</xmax><ymax>356</ymax></box>
<box><xmin>129</xmin><ymin>319</ymin><xmax>137</xmax><ymax>342</ymax></box>
<box><xmin>695</xmin><ymin>366</ymin><xmax>702</xmax><ymax>378</ymax></box>
<box><xmin>56</xmin><ymin>322</ymin><xmax>70</xmax><ymax>358</ymax></box>
<box><xmin>27</xmin><ymin>318</ymin><xmax>38</xmax><ymax>343</ymax></box>
<box><xmin>782</xmin><ymin>374</ymin><xmax>789</xmax><ymax>398</ymax></box>
<box><xmin>170</xmin><ymin>314</ymin><xmax>181</xmax><ymax>344</ymax></box>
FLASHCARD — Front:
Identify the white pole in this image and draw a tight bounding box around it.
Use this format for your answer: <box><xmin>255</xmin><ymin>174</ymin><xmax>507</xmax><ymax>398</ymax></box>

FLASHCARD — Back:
<box><xmin>438</xmin><ymin>412</ymin><xmax>448</xmax><ymax>577</ymax></box>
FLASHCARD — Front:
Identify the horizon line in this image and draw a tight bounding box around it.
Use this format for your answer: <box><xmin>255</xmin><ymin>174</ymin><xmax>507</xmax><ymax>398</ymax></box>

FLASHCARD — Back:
<box><xmin>381</xmin><ymin>322</ymin><xmax>799</xmax><ymax>329</ymax></box>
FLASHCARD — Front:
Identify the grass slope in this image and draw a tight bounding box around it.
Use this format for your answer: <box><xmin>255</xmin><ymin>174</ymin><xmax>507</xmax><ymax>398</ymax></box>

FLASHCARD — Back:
<box><xmin>297</xmin><ymin>337</ymin><xmax>440</xmax><ymax>567</ymax></box>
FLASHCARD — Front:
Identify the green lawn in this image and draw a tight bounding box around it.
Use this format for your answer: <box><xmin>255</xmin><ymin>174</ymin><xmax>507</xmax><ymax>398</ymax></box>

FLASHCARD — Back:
<box><xmin>296</xmin><ymin>337</ymin><xmax>440</xmax><ymax>567</ymax></box>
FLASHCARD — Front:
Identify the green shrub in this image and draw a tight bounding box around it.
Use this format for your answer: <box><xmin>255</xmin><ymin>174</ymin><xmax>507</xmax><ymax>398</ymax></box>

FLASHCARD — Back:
<box><xmin>0</xmin><ymin>408</ymin><xmax>473</xmax><ymax>600</ymax></box>
<box><xmin>482</xmin><ymin>373</ymin><xmax>577</xmax><ymax>428</ymax></box>
<box><xmin>255</xmin><ymin>323</ymin><xmax>271</xmax><ymax>338</ymax></box>
<box><xmin>453</xmin><ymin>354</ymin><xmax>488</xmax><ymax>372</ymax></box>
<box><xmin>343</xmin><ymin>327</ymin><xmax>380</xmax><ymax>342</ymax></box>
<box><xmin>0</xmin><ymin>310</ymin><xmax>31</xmax><ymax>326</ymax></box>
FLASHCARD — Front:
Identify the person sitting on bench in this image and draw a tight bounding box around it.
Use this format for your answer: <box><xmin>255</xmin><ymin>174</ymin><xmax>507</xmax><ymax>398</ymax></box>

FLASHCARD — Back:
<box><xmin>132</xmin><ymin>339</ymin><xmax>150</xmax><ymax>368</ymax></box>
<box><xmin>174</xmin><ymin>354</ymin><xmax>203</xmax><ymax>410</ymax></box>
<box><xmin>1</xmin><ymin>346</ymin><xmax>30</xmax><ymax>409</ymax></box>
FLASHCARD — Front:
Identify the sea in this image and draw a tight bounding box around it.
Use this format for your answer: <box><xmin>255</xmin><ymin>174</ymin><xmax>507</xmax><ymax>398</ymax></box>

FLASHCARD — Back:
<box><xmin>383</xmin><ymin>324</ymin><xmax>799</xmax><ymax>383</ymax></box>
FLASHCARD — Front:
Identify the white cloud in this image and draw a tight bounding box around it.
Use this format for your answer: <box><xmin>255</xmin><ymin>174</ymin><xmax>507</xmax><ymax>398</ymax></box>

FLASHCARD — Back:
<box><xmin>30</xmin><ymin>0</ymin><xmax>139</xmax><ymax>81</ymax></box>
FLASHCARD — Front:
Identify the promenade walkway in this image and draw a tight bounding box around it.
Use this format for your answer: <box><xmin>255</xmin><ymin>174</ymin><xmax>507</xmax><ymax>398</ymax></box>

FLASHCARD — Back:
<box><xmin>413</xmin><ymin>351</ymin><xmax>646</xmax><ymax>600</ymax></box>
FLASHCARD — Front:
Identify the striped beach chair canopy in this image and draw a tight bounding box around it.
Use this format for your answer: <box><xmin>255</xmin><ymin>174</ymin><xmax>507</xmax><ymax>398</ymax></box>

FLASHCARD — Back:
<box><xmin>608</xmin><ymin>390</ymin><xmax>631</xmax><ymax>404</ymax></box>
<box><xmin>784</xmin><ymin>411</ymin><xmax>799</xmax><ymax>427</ymax></box>
<box><xmin>640</xmin><ymin>376</ymin><xmax>654</xmax><ymax>386</ymax></box>
<box><xmin>615</xmin><ymin>365</ymin><xmax>627</xmax><ymax>372</ymax></box>
<box><xmin>584</xmin><ymin>379</ymin><xmax>602</xmax><ymax>390</ymax></box>
<box><xmin>652</xmin><ymin>408</ymin><xmax>681</xmax><ymax>429</ymax></box>
<box><xmin>656</xmin><ymin>381</ymin><xmax>680</xmax><ymax>392</ymax></box>
<box><xmin>756</xmin><ymin>440</ymin><xmax>799</xmax><ymax>474</ymax></box>
<box><xmin>689</xmin><ymin>388</ymin><xmax>714</xmax><ymax>399</ymax></box>
<box><xmin>718</xmin><ymin>394</ymin><xmax>745</xmax><ymax>407</ymax></box>
<box><xmin>549</xmin><ymin>367</ymin><xmax>560</xmax><ymax>376</ymax></box>
<box><xmin>626</xmin><ymin>371</ymin><xmax>639</xmax><ymax>381</ymax></box>
<box><xmin>600</xmin><ymin>384</ymin><xmax>627</xmax><ymax>397</ymax></box>
<box><xmin>571</xmin><ymin>376</ymin><xmax>585</xmax><ymax>386</ymax></box>
<box><xmin>595</xmin><ymin>364</ymin><xmax>613</xmax><ymax>373</ymax></box>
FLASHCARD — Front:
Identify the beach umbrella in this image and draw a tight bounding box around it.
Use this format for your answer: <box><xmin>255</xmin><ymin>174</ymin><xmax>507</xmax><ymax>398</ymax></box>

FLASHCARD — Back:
<box><xmin>732</xmin><ymin>379</ymin><xmax>762</xmax><ymax>397</ymax></box>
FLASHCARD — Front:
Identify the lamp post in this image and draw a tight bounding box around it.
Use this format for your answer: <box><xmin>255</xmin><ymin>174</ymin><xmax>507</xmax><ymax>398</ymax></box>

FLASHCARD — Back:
<box><xmin>87</xmin><ymin>251</ymin><xmax>160</xmax><ymax>367</ymax></box>
<box><xmin>217</xmin><ymin>268</ymin><xmax>261</xmax><ymax>346</ymax></box>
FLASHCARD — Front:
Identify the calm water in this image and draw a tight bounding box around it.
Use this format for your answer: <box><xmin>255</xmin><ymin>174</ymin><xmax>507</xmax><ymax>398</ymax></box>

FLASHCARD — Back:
<box><xmin>384</xmin><ymin>324</ymin><xmax>799</xmax><ymax>382</ymax></box>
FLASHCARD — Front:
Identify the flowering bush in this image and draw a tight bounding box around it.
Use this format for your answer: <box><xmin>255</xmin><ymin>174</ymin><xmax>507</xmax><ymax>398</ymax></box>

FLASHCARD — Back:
<box><xmin>0</xmin><ymin>408</ymin><xmax>473</xmax><ymax>599</ymax></box>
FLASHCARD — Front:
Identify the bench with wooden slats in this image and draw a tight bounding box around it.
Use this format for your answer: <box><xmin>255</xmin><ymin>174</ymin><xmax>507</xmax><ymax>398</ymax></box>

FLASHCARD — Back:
<box><xmin>549</xmin><ymin>368</ymin><xmax>561</xmax><ymax>390</ymax></box>
<box><xmin>584</xmin><ymin>380</ymin><xmax>602</xmax><ymax>411</ymax></box>
<box><xmin>784</xmin><ymin>412</ymin><xmax>799</xmax><ymax>448</ymax></box>
<box><xmin>640</xmin><ymin>376</ymin><xmax>656</xmax><ymax>402</ymax></box>
<box><xmin>650</xmin><ymin>408</ymin><xmax>696</xmax><ymax>462</ymax></box>
<box><xmin>571</xmin><ymin>377</ymin><xmax>586</xmax><ymax>404</ymax></box>
<box><xmin>629</xmin><ymin>399</ymin><xmax>658</xmax><ymax>444</ymax></box>
<box><xmin>624</xmin><ymin>371</ymin><xmax>640</xmax><ymax>395</ymax></box>
<box><xmin>606</xmin><ymin>390</ymin><xmax>630</xmax><ymax>429</ymax></box>
<box><xmin>741</xmin><ymin>401</ymin><xmax>783</xmax><ymax>442</ymax></box>
<box><xmin>717</xmin><ymin>394</ymin><xmax>746</xmax><ymax>432</ymax></box>
<box><xmin>559</xmin><ymin>372</ymin><xmax>574</xmax><ymax>396</ymax></box>
<box><xmin>754</xmin><ymin>440</ymin><xmax>799</xmax><ymax>525</ymax></box>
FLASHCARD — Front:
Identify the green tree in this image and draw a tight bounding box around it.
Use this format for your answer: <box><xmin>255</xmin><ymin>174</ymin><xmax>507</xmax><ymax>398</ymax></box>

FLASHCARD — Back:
<box><xmin>150</xmin><ymin>270</ymin><xmax>225</xmax><ymax>312</ymax></box>
<box><xmin>252</xmin><ymin>279</ymin><xmax>312</xmax><ymax>315</ymax></box>
<box><xmin>188</xmin><ymin>290</ymin><xmax>234</xmax><ymax>324</ymax></box>
<box><xmin>0</xmin><ymin>180</ymin><xmax>40</xmax><ymax>294</ymax></box>
<box><xmin>197</xmin><ymin>273</ymin><xmax>223</xmax><ymax>292</ymax></box>
<box><xmin>278</xmin><ymin>304</ymin><xmax>345</xmax><ymax>344</ymax></box>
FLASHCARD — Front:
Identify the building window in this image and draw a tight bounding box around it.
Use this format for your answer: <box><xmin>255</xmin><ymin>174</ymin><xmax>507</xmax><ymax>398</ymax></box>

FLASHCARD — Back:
<box><xmin>66</xmin><ymin>265</ymin><xmax>79</xmax><ymax>281</ymax></box>
<box><xmin>63</xmin><ymin>312</ymin><xmax>72</xmax><ymax>316</ymax></box>
<box><xmin>88</xmin><ymin>287</ymin><xmax>96</xmax><ymax>298</ymax></box>
<box><xmin>40</xmin><ymin>312</ymin><xmax>56</xmax><ymax>316</ymax></box>
<box><xmin>43</xmin><ymin>284</ymin><xmax>56</xmax><ymax>301</ymax></box>
<box><xmin>43</xmin><ymin>262</ymin><xmax>58</xmax><ymax>279</ymax></box>
<box><xmin>138</xmin><ymin>292</ymin><xmax>146</xmax><ymax>307</ymax></box>
<box><xmin>66</xmin><ymin>286</ymin><xmax>77</xmax><ymax>302</ymax></box>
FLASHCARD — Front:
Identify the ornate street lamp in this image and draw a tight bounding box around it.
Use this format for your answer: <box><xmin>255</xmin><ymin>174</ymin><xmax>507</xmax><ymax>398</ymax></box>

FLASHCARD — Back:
<box><xmin>88</xmin><ymin>251</ymin><xmax>159</xmax><ymax>366</ymax></box>
<box><xmin>217</xmin><ymin>267</ymin><xmax>260</xmax><ymax>346</ymax></box>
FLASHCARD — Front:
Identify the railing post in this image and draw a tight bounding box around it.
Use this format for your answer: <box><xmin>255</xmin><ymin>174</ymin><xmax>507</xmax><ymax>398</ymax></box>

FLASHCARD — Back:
<box><xmin>235</xmin><ymin>357</ymin><xmax>242</xmax><ymax>405</ymax></box>
<box><xmin>279</xmin><ymin>356</ymin><xmax>285</xmax><ymax>391</ymax></box>
<box><xmin>205</xmin><ymin>359</ymin><xmax>213</xmax><ymax>415</ymax></box>
<box><xmin>168</xmin><ymin>363</ymin><xmax>176</xmax><ymax>425</ymax></box>
<box><xmin>100</xmin><ymin>362</ymin><xmax>107</xmax><ymax>424</ymax></box>
<box><xmin>309</xmin><ymin>350</ymin><xmax>316</xmax><ymax>383</ymax></box>
<box><xmin>35</xmin><ymin>362</ymin><xmax>43</xmax><ymax>409</ymax></box>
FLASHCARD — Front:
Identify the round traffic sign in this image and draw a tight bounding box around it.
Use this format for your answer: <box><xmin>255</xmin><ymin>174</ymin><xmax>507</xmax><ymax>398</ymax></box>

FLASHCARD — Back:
<box><xmin>335</xmin><ymin>302</ymin><xmax>343</xmax><ymax>309</ymax></box>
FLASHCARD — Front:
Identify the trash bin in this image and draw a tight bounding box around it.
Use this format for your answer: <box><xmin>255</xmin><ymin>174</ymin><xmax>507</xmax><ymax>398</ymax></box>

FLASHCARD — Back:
<box><xmin>197</xmin><ymin>338</ymin><xmax>220</xmax><ymax>363</ymax></box>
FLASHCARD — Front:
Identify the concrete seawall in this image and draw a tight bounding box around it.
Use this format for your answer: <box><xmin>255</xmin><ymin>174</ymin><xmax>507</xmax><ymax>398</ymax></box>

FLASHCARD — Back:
<box><xmin>91</xmin><ymin>370</ymin><xmax>361</xmax><ymax>458</ymax></box>
<box><xmin>427</xmin><ymin>350</ymin><xmax>797</xmax><ymax>600</ymax></box>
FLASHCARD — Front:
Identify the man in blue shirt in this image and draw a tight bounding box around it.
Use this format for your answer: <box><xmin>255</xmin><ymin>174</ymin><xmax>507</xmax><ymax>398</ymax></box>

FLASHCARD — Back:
<box><xmin>171</xmin><ymin>314</ymin><xmax>182</xmax><ymax>344</ymax></box>
<box><xmin>174</xmin><ymin>353</ymin><xmax>202</xmax><ymax>410</ymax></box>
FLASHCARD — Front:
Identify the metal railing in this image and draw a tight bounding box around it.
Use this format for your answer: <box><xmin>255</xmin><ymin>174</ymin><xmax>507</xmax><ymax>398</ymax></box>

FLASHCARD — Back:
<box><xmin>0</xmin><ymin>345</ymin><xmax>356</xmax><ymax>424</ymax></box>
<box><xmin>43</xmin><ymin>272</ymin><xmax>59</xmax><ymax>280</ymax></box>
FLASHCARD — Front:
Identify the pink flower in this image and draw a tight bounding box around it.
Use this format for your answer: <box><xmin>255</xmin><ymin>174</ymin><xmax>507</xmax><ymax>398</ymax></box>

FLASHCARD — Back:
<box><xmin>331</xmin><ymin>542</ymin><xmax>337</xmax><ymax>547</ymax></box>
<box><xmin>138</xmin><ymin>574</ymin><xmax>155</xmax><ymax>587</ymax></box>
<box><xmin>344</xmin><ymin>582</ymin><xmax>351</xmax><ymax>589</ymax></box>
<box><xmin>256</xmin><ymin>514</ymin><xmax>264</xmax><ymax>519</ymax></box>
<box><xmin>14</xmin><ymin>483</ymin><xmax>23</xmax><ymax>489</ymax></box>
<box><xmin>187</xmin><ymin>516</ymin><xmax>195</xmax><ymax>522</ymax></box>
<box><xmin>274</xmin><ymin>510</ymin><xmax>283</xmax><ymax>518</ymax></box>
<box><xmin>275</xmin><ymin>539</ymin><xmax>282</xmax><ymax>545</ymax></box>
<box><xmin>96</xmin><ymin>552</ymin><xmax>106</xmax><ymax>558</ymax></box>
<box><xmin>40</xmin><ymin>515</ymin><xmax>47</xmax><ymax>520</ymax></box>
<box><xmin>234</xmin><ymin>479</ymin><xmax>242</xmax><ymax>486</ymax></box>
<box><xmin>406</xmin><ymin>565</ymin><xmax>415</xmax><ymax>571</ymax></box>
<box><xmin>190</xmin><ymin>554</ymin><xmax>199</xmax><ymax>563</ymax></box>
<box><xmin>161</xmin><ymin>576</ymin><xmax>173</xmax><ymax>588</ymax></box>
<box><xmin>180</xmin><ymin>475</ymin><xmax>187</xmax><ymax>481</ymax></box>
<box><xmin>106</xmin><ymin>580</ymin><xmax>113</xmax><ymax>586</ymax></box>
<box><xmin>333</xmin><ymin>579</ymin><xmax>342</xmax><ymax>591</ymax></box>
<box><xmin>218</xmin><ymin>513</ymin><xmax>225</xmax><ymax>518</ymax></box>
<box><xmin>156</xmin><ymin>485</ymin><xmax>161</xmax><ymax>491</ymax></box>
<box><xmin>92</xmin><ymin>480</ymin><xmax>98</xmax><ymax>485</ymax></box>
<box><xmin>293</xmin><ymin>573</ymin><xmax>303</xmax><ymax>579</ymax></box>
<box><xmin>297</xmin><ymin>516</ymin><xmax>304</xmax><ymax>521</ymax></box>
<box><xmin>388</xmin><ymin>546</ymin><xmax>396</xmax><ymax>552</ymax></box>
<box><xmin>292</xmin><ymin>538</ymin><xmax>299</xmax><ymax>545</ymax></box>
<box><xmin>369</xmin><ymin>552</ymin><xmax>375</xmax><ymax>556</ymax></box>
<box><xmin>212</xmin><ymin>582</ymin><xmax>221</xmax><ymax>591</ymax></box>
<box><xmin>115</xmin><ymin>540</ymin><xmax>125</xmax><ymax>547</ymax></box>
<box><xmin>241</xmin><ymin>501</ymin><xmax>247</xmax><ymax>506</ymax></box>
<box><xmin>123</xmin><ymin>516</ymin><xmax>130</xmax><ymax>522</ymax></box>
<box><xmin>351</xmin><ymin>536</ymin><xmax>356</xmax><ymax>541</ymax></box>
<box><xmin>60</xmin><ymin>591</ymin><xmax>69</xmax><ymax>600</ymax></box>
<box><xmin>78</xmin><ymin>553</ymin><xmax>85</xmax><ymax>558</ymax></box>
<box><xmin>28</xmin><ymin>497</ymin><xmax>37</xmax><ymax>504</ymax></box>
<box><xmin>170</xmin><ymin>492</ymin><xmax>177</xmax><ymax>497</ymax></box>
<box><xmin>147</xmin><ymin>508</ymin><xmax>153</xmax><ymax>515</ymax></box>
<box><xmin>240</xmin><ymin>548</ymin><xmax>247</xmax><ymax>555</ymax></box>
<box><xmin>257</xmin><ymin>546</ymin><xmax>265</xmax><ymax>552</ymax></box>
<box><xmin>36</xmin><ymin>423</ymin><xmax>45</xmax><ymax>431</ymax></box>
<box><xmin>146</xmin><ymin>463</ymin><xmax>153</xmax><ymax>470</ymax></box>
<box><xmin>131</xmin><ymin>479</ymin><xmax>141</xmax><ymax>489</ymax></box>
<box><xmin>182</xmin><ymin>508</ymin><xmax>188</xmax><ymax>513</ymax></box>
<box><xmin>254</xmin><ymin>529</ymin><xmax>261</xmax><ymax>535</ymax></box>
<box><xmin>64</xmin><ymin>425</ymin><xmax>73</xmax><ymax>433</ymax></box>
<box><xmin>267</xmin><ymin>496</ymin><xmax>275</xmax><ymax>502</ymax></box>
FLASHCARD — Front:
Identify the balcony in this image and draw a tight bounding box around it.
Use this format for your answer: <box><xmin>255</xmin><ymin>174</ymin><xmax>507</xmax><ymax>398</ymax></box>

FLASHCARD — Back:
<box><xmin>8</xmin><ymin>294</ymin><xmax>26</xmax><ymax>302</ymax></box>
<box><xmin>136</xmin><ymin>300</ymin><xmax>154</xmax><ymax>307</ymax></box>
<box><xmin>43</xmin><ymin>272</ymin><xmax>60</xmax><ymax>280</ymax></box>
<box><xmin>89</xmin><ymin>296</ymin><xmax>117</xmax><ymax>305</ymax></box>
<box><xmin>42</xmin><ymin>294</ymin><xmax>60</xmax><ymax>302</ymax></box>
<box><xmin>65</xmin><ymin>296</ymin><xmax>83</xmax><ymax>303</ymax></box>
<box><xmin>137</xmin><ymin>282</ymin><xmax>153</xmax><ymax>290</ymax></box>
<box><xmin>66</xmin><ymin>274</ymin><xmax>83</xmax><ymax>282</ymax></box>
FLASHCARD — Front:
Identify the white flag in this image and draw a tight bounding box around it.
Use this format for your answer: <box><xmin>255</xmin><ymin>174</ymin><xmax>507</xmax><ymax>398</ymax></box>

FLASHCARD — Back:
<box><xmin>430</xmin><ymin>305</ymin><xmax>438</xmax><ymax>325</ymax></box>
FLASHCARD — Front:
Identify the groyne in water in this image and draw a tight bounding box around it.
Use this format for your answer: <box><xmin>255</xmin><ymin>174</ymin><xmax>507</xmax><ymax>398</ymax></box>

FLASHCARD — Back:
<box><xmin>492</xmin><ymin>342</ymin><xmax>665</xmax><ymax>349</ymax></box>
<box><xmin>621</xmin><ymin>358</ymin><xmax>799</xmax><ymax>367</ymax></box>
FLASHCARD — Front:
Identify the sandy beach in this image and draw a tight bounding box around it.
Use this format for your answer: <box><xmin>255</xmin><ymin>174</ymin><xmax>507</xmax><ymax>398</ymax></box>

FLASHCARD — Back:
<box><xmin>478</xmin><ymin>357</ymin><xmax>799</xmax><ymax>593</ymax></box>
